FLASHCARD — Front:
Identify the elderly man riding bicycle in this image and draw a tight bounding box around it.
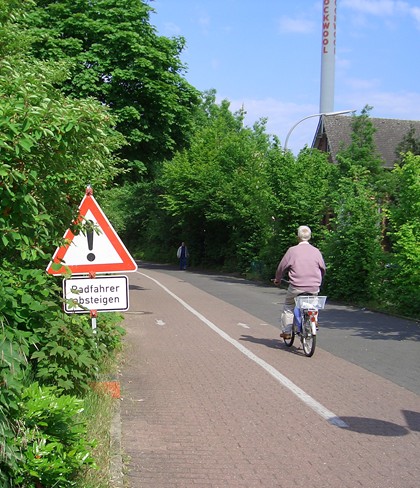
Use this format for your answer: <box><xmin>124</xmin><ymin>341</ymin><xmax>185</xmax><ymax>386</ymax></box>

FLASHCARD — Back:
<box><xmin>273</xmin><ymin>225</ymin><xmax>326</xmax><ymax>340</ymax></box>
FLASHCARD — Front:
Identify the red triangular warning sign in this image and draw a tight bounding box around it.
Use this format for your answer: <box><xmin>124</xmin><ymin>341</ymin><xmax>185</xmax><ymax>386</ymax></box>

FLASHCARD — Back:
<box><xmin>46</xmin><ymin>193</ymin><xmax>137</xmax><ymax>275</ymax></box>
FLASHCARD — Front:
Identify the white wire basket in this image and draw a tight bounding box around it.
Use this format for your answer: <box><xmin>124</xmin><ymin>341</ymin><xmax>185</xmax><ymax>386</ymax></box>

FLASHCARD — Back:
<box><xmin>294</xmin><ymin>295</ymin><xmax>327</xmax><ymax>309</ymax></box>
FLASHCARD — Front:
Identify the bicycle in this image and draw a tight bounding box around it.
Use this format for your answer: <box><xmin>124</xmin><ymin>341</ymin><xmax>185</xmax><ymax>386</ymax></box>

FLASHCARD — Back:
<box><xmin>283</xmin><ymin>295</ymin><xmax>327</xmax><ymax>357</ymax></box>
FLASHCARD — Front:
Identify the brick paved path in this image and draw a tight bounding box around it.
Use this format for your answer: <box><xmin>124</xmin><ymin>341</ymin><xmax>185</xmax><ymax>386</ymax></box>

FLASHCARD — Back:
<box><xmin>120</xmin><ymin>268</ymin><xmax>420</xmax><ymax>487</ymax></box>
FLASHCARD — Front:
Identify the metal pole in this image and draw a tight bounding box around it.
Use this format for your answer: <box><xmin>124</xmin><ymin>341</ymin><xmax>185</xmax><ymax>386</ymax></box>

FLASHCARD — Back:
<box><xmin>90</xmin><ymin>310</ymin><xmax>98</xmax><ymax>333</ymax></box>
<box><xmin>89</xmin><ymin>270</ymin><xmax>97</xmax><ymax>333</ymax></box>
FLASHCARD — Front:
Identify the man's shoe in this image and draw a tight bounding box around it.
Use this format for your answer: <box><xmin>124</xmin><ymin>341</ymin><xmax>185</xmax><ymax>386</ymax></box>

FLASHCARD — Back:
<box><xmin>280</xmin><ymin>332</ymin><xmax>292</xmax><ymax>339</ymax></box>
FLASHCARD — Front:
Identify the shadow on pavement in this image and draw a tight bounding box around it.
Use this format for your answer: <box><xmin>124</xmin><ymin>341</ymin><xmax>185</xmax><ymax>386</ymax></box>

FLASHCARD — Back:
<box><xmin>340</xmin><ymin>417</ymin><xmax>410</xmax><ymax>436</ymax></box>
<box><xmin>128</xmin><ymin>284</ymin><xmax>149</xmax><ymax>291</ymax></box>
<box><xmin>321</xmin><ymin>308</ymin><xmax>420</xmax><ymax>342</ymax></box>
<box><xmin>239</xmin><ymin>335</ymin><xmax>308</xmax><ymax>356</ymax></box>
<box><xmin>238</xmin><ymin>335</ymin><xmax>282</xmax><ymax>350</ymax></box>
<box><xmin>402</xmin><ymin>410</ymin><xmax>420</xmax><ymax>432</ymax></box>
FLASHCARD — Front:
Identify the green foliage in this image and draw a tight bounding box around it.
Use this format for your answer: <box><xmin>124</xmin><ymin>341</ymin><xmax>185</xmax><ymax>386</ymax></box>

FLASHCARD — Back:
<box><xmin>152</xmin><ymin>95</ymin><xmax>356</xmax><ymax>283</ymax></box>
<box><xmin>20</xmin><ymin>0</ymin><xmax>201</xmax><ymax>177</ymax></box>
<box><xmin>385</xmin><ymin>154</ymin><xmax>420</xmax><ymax>314</ymax></box>
<box><xmin>0</xmin><ymin>267</ymin><xmax>124</xmax><ymax>483</ymax></box>
<box><xmin>0</xmin><ymin>412</ymin><xmax>20</xmax><ymax>488</ymax></box>
<box><xmin>0</xmin><ymin>319</ymin><xmax>29</xmax><ymax>487</ymax></box>
<box><xmin>321</xmin><ymin>174</ymin><xmax>384</xmax><ymax>301</ymax></box>
<box><xmin>158</xmin><ymin>95</ymin><xmax>276</xmax><ymax>270</ymax></box>
<box><xmin>1</xmin><ymin>266</ymin><xmax>124</xmax><ymax>396</ymax></box>
<box><xmin>395</xmin><ymin>124</ymin><xmax>420</xmax><ymax>164</ymax></box>
<box><xmin>0</xmin><ymin>56</ymin><xmax>125</xmax><ymax>268</ymax></box>
<box><xmin>319</xmin><ymin>107</ymin><xmax>387</xmax><ymax>303</ymax></box>
<box><xmin>0</xmin><ymin>323</ymin><xmax>29</xmax><ymax>414</ymax></box>
<box><xmin>31</xmin><ymin>316</ymin><xmax>99</xmax><ymax>395</ymax></box>
<box><xmin>336</xmin><ymin>106</ymin><xmax>384</xmax><ymax>179</ymax></box>
<box><xmin>264</xmin><ymin>146</ymin><xmax>334</xmax><ymax>270</ymax></box>
<box><xmin>0</xmin><ymin>0</ymin><xmax>34</xmax><ymax>57</ymax></box>
<box><xmin>13</xmin><ymin>383</ymin><xmax>95</xmax><ymax>487</ymax></box>
<box><xmin>0</xmin><ymin>8</ymin><xmax>126</xmax><ymax>481</ymax></box>
<box><xmin>101</xmin><ymin>181</ymin><xmax>155</xmax><ymax>255</ymax></box>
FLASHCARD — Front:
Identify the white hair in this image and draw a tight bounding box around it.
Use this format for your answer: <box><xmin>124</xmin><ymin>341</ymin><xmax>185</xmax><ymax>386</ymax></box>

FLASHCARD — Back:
<box><xmin>297</xmin><ymin>225</ymin><xmax>311</xmax><ymax>241</ymax></box>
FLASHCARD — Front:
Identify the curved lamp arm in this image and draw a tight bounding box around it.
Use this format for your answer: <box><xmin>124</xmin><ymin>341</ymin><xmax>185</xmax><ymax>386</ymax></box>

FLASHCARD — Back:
<box><xmin>284</xmin><ymin>109</ymin><xmax>355</xmax><ymax>151</ymax></box>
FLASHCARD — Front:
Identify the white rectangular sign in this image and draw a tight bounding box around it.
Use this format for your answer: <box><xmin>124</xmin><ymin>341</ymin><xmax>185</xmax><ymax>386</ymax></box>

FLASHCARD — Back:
<box><xmin>63</xmin><ymin>275</ymin><xmax>129</xmax><ymax>314</ymax></box>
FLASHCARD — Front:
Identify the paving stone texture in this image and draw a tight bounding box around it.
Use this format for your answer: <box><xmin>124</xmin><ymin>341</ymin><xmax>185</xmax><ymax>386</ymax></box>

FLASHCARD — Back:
<box><xmin>119</xmin><ymin>268</ymin><xmax>420</xmax><ymax>488</ymax></box>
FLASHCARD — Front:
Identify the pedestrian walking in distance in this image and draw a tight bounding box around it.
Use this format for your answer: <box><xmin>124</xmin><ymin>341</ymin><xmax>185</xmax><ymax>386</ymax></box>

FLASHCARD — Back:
<box><xmin>177</xmin><ymin>242</ymin><xmax>189</xmax><ymax>270</ymax></box>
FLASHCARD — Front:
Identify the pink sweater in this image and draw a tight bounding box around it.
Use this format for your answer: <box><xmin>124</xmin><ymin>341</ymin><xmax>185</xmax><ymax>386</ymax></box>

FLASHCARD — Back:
<box><xmin>275</xmin><ymin>241</ymin><xmax>326</xmax><ymax>291</ymax></box>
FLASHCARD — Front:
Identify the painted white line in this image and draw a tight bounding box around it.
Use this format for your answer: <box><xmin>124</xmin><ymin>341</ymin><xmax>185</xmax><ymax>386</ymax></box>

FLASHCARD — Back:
<box><xmin>237</xmin><ymin>322</ymin><xmax>250</xmax><ymax>329</ymax></box>
<box><xmin>155</xmin><ymin>319</ymin><xmax>166</xmax><ymax>326</ymax></box>
<box><xmin>138</xmin><ymin>272</ymin><xmax>348</xmax><ymax>429</ymax></box>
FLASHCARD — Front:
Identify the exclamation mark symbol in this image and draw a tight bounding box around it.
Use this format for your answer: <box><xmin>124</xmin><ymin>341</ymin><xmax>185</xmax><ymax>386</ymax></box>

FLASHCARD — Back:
<box><xmin>86</xmin><ymin>220</ymin><xmax>96</xmax><ymax>262</ymax></box>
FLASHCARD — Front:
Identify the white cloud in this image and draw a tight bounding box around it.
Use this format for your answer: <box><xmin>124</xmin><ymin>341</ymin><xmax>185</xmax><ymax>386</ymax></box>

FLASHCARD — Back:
<box><xmin>343</xmin><ymin>89</ymin><xmax>420</xmax><ymax>120</ymax></box>
<box><xmin>277</xmin><ymin>16</ymin><xmax>316</xmax><ymax>34</ymax></box>
<box><xmin>157</xmin><ymin>21</ymin><xmax>182</xmax><ymax>36</ymax></box>
<box><xmin>341</xmin><ymin>0</ymin><xmax>420</xmax><ymax>28</ymax></box>
<box><xmin>345</xmin><ymin>77</ymin><xmax>382</xmax><ymax>91</ymax></box>
<box><xmin>411</xmin><ymin>7</ymin><xmax>420</xmax><ymax>28</ymax></box>
<box><xmin>198</xmin><ymin>13</ymin><xmax>211</xmax><ymax>29</ymax></box>
<box><xmin>210</xmin><ymin>58</ymin><xmax>221</xmax><ymax>71</ymax></box>
<box><xmin>341</xmin><ymin>0</ymin><xmax>408</xmax><ymax>16</ymax></box>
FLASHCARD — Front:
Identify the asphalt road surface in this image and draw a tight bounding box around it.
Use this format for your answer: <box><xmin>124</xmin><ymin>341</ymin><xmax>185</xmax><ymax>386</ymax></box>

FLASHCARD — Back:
<box><xmin>119</xmin><ymin>262</ymin><xmax>420</xmax><ymax>487</ymax></box>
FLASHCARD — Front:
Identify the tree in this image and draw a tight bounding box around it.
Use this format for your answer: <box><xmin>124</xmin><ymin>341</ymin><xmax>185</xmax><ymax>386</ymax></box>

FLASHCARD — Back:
<box><xmin>385</xmin><ymin>153</ymin><xmax>420</xmax><ymax>314</ymax></box>
<box><xmin>395</xmin><ymin>124</ymin><xmax>420</xmax><ymax>165</ymax></box>
<box><xmin>321</xmin><ymin>174</ymin><xmax>384</xmax><ymax>301</ymax></box>
<box><xmin>20</xmin><ymin>0</ymin><xmax>201</xmax><ymax>178</ymax></box>
<box><xmin>265</xmin><ymin>146</ymin><xmax>334</xmax><ymax>260</ymax></box>
<box><xmin>322</xmin><ymin>109</ymin><xmax>386</xmax><ymax>302</ymax></box>
<box><xmin>336</xmin><ymin>106</ymin><xmax>384</xmax><ymax>181</ymax></box>
<box><xmin>157</xmin><ymin>93</ymin><xmax>275</xmax><ymax>271</ymax></box>
<box><xmin>0</xmin><ymin>57</ymin><xmax>124</xmax><ymax>267</ymax></box>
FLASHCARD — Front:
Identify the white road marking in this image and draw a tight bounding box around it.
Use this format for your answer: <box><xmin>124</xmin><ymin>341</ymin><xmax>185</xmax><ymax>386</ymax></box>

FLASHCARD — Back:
<box><xmin>138</xmin><ymin>272</ymin><xmax>348</xmax><ymax>429</ymax></box>
<box><xmin>237</xmin><ymin>322</ymin><xmax>250</xmax><ymax>329</ymax></box>
<box><xmin>155</xmin><ymin>319</ymin><xmax>166</xmax><ymax>326</ymax></box>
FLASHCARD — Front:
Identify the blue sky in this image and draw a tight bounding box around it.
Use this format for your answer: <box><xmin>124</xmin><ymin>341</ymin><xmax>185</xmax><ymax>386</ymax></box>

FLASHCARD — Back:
<box><xmin>150</xmin><ymin>0</ymin><xmax>420</xmax><ymax>153</ymax></box>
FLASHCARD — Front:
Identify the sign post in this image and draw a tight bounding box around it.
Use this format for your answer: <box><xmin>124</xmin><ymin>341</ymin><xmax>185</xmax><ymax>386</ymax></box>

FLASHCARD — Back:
<box><xmin>47</xmin><ymin>186</ymin><xmax>137</xmax><ymax>331</ymax></box>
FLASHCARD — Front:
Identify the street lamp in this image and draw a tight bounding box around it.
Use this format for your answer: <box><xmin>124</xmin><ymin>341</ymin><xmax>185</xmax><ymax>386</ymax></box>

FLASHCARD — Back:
<box><xmin>283</xmin><ymin>109</ymin><xmax>355</xmax><ymax>151</ymax></box>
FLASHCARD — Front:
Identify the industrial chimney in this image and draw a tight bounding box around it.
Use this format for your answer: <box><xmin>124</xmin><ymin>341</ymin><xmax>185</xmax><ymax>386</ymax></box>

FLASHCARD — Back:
<box><xmin>319</xmin><ymin>0</ymin><xmax>337</xmax><ymax>113</ymax></box>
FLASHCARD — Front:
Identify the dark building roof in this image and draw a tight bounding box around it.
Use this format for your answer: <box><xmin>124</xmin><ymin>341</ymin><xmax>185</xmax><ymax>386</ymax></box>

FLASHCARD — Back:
<box><xmin>312</xmin><ymin>115</ymin><xmax>420</xmax><ymax>169</ymax></box>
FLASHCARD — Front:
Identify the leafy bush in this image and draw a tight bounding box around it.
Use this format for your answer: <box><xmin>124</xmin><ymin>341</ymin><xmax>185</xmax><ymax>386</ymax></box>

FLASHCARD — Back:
<box><xmin>0</xmin><ymin>265</ymin><xmax>124</xmax><ymax>397</ymax></box>
<box><xmin>13</xmin><ymin>383</ymin><xmax>95</xmax><ymax>488</ymax></box>
<box><xmin>321</xmin><ymin>172</ymin><xmax>384</xmax><ymax>302</ymax></box>
<box><xmin>0</xmin><ymin>323</ymin><xmax>28</xmax><ymax>488</ymax></box>
<box><xmin>385</xmin><ymin>154</ymin><xmax>420</xmax><ymax>314</ymax></box>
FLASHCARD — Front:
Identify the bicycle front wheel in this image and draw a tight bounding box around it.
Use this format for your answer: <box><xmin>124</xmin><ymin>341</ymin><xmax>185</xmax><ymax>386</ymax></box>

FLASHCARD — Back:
<box><xmin>301</xmin><ymin>318</ymin><xmax>316</xmax><ymax>357</ymax></box>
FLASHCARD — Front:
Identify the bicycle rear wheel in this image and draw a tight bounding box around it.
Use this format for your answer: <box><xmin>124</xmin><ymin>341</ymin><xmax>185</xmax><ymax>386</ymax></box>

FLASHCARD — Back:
<box><xmin>301</xmin><ymin>317</ymin><xmax>316</xmax><ymax>357</ymax></box>
<box><xmin>283</xmin><ymin>329</ymin><xmax>295</xmax><ymax>347</ymax></box>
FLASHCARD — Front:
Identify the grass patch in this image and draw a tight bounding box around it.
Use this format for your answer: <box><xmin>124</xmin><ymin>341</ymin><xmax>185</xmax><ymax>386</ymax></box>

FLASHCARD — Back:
<box><xmin>75</xmin><ymin>347</ymin><xmax>123</xmax><ymax>488</ymax></box>
<box><xmin>76</xmin><ymin>389</ymin><xmax>117</xmax><ymax>488</ymax></box>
